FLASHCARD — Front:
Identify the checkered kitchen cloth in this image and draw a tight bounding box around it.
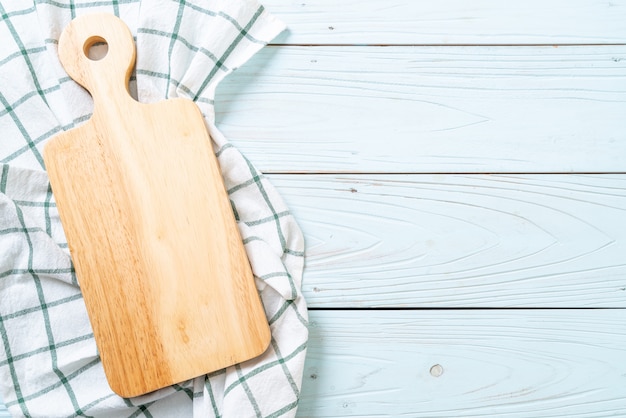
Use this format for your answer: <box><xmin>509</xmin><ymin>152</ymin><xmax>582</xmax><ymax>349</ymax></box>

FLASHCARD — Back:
<box><xmin>0</xmin><ymin>1</ymin><xmax>308</xmax><ymax>417</ymax></box>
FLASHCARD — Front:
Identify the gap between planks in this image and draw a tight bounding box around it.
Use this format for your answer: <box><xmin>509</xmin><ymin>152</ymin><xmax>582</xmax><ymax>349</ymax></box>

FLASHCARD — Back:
<box><xmin>308</xmin><ymin>307</ymin><xmax>619</xmax><ymax>311</ymax></box>
<box><xmin>265</xmin><ymin>172</ymin><xmax>626</xmax><ymax>175</ymax></box>
<box><xmin>271</xmin><ymin>43</ymin><xmax>626</xmax><ymax>47</ymax></box>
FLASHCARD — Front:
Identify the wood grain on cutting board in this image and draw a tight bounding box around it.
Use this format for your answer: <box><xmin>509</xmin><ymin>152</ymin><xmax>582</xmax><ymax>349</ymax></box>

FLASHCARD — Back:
<box><xmin>43</xmin><ymin>14</ymin><xmax>269</xmax><ymax>397</ymax></box>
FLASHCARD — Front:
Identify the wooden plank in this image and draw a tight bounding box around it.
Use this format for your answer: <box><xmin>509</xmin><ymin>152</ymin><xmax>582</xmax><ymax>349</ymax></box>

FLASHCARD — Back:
<box><xmin>268</xmin><ymin>174</ymin><xmax>626</xmax><ymax>307</ymax></box>
<box><xmin>264</xmin><ymin>0</ymin><xmax>626</xmax><ymax>45</ymax></box>
<box><xmin>299</xmin><ymin>309</ymin><xmax>626</xmax><ymax>417</ymax></box>
<box><xmin>216</xmin><ymin>46</ymin><xmax>626</xmax><ymax>173</ymax></box>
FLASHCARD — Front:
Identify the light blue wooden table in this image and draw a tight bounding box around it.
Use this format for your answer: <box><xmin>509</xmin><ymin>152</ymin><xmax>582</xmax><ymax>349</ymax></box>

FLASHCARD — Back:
<box><xmin>2</xmin><ymin>1</ymin><xmax>625</xmax><ymax>416</ymax></box>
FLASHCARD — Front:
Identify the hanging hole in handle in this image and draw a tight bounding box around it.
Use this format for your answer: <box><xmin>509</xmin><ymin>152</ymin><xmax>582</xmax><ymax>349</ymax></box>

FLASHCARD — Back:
<box><xmin>84</xmin><ymin>36</ymin><xmax>108</xmax><ymax>61</ymax></box>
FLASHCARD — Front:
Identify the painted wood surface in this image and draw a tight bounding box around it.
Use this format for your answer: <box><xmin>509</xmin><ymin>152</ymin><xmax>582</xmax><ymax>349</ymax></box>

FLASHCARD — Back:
<box><xmin>264</xmin><ymin>0</ymin><xmax>626</xmax><ymax>45</ymax></box>
<box><xmin>298</xmin><ymin>310</ymin><xmax>626</xmax><ymax>417</ymax></box>
<box><xmin>268</xmin><ymin>174</ymin><xmax>626</xmax><ymax>308</ymax></box>
<box><xmin>216</xmin><ymin>46</ymin><xmax>626</xmax><ymax>174</ymax></box>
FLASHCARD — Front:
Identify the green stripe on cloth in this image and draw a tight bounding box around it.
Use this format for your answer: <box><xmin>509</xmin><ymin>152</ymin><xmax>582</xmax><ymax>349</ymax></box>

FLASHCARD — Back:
<box><xmin>138</xmin><ymin>28</ymin><xmax>229</xmax><ymax>70</ymax></box>
<box><xmin>0</xmin><ymin>46</ymin><xmax>46</xmax><ymax>67</ymax></box>
<box><xmin>235</xmin><ymin>363</ymin><xmax>263</xmax><ymax>417</ymax></box>
<box><xmin>125</xmin><ymin>403</ymin><xmax>155</xmax><ymax>418</ymax></box>
<box><xmin>243</xmin><ymin>210</ymin><xmax>291</xmax><ymax>227</ymax></box>
<box><xmin>204</xmin><ymin>379</ymin><xmax>222</xmax><ymax>418</ymax></box>
<box><xmin>242</xmin><ymin>159</ymin><xmax>299</xmax><ymax>300</ymax></box>
<box><xmin>0</xmin><ymin>5</ymin><xmax>36</xmax><ymax>18</ymax></box>
<box><xmin>270</xmin><ymin>338</ymin><xmax>300</xmax><ymax>399</ymax></box>
<box><xmin>224</xmin><ymin>341</ymin><xmax>307</xmax><ymax>397</ymax></box>
<box><xmin>35</xmin><ymin>0</ymin><xmax>136</xmax><ymax>9</ymax></box>
<box><xmin>262</xmin><ymin>293</ymin><xmax>308</xmax><ymax>329</ymax></box>
<box><xmin>0</xmin><ymin>312</ymin><xmax>29</xmax><ymax>416</ymax></box>
<box><xmin>135</xmin><ymin>68</ymin><xmax>212</xmax><ymax>100</ymax></box>
<box><xmin>11</xmin><ymin>199</ymin><xmax>57</xmax><ymax>207</ymax></box>
<box><xmin>0</xmin><ymin>227</ymin><xmax>42</xmax><ymax>234</ymax></box>
<box><xmin>266</xmin><ymin>400</ymin><xmax>299</xmax><ymax>418</ymax></box>
<box><xmin>215</xmin><ymin>143</ymin><xmax>234</xmax><ymax>158</ymax></box>
<box><xmin>193</xmin><ymin>5</ymin><xmax>265</xmax><ymax>100</ymax></box>
<box><xmin>14</xmin><ymin>204</ymin><xmax>87</xmax><ymax>416</ymax></box>
<box><xmin>0</xmin><ymin>267</ymin><xmax>75</xmax><ymax>281</ymax></box>
<box><xmin>5</xmin><ymin>358</ymin><xmax>100</xmax><ymax>407</ymax></box>
<box><xmin>0</xmin><ymin>85</ymin><xmax>60</xmax><ymax>119</ymax></box>
<box><xmin>0</xmin><ymin>91</ymin><xmax>45</xmax><ymax>168</ymax></box>
<box><xmin>164</xmin><ymin>0</ymin><xmax>187</xmax><ymax>99</ymax></box>
<box><xmin>80</xmin><ymin>393</ymin><xmax>118</xmax><ymax>415</ymax></box>
<box><xmin>0</xmin><ymin>3</ymin><xmax>50</xmax><ymax>108</ymax></box>
<box><xmin>184</xmin><ymin>2</ymin><xmax>266</xmax><ymax>45</ymax></box>
<box><xmin>44</xmin><ymin>183</ymin><xmax>53</xmax><ymax>236</ymax></box>
<box><xmin>0</xmin><ymin>164</ymin><xmax>8</xmax><ymax>192</ymax></box>
<box><xmin>0</xmin><ymin>291</ymin><xmax>80</xmax><ymax>320</ymax></box>
<box><xmin>0</xmin><ymin>333</ymin><xmax>93</xmax><ymax>368</ymax></box>
<box><xmin>172</xmin><ymin>383</ymin><xmax>194</xmax><ymax>400</ymax></box>
<box><xmin>1</xmin><ymin>114</ymin><xmax>90</xmax><ymax>163</ymax></box>
<box><xmin>284</xmin><ymin>248</ymin><xmax>305</xmax><ymax>257</ymax></box>
<box><xmin>268</xmin><ymin>299</ymin><xmax>292</xmax><ymax>325</ymax></box>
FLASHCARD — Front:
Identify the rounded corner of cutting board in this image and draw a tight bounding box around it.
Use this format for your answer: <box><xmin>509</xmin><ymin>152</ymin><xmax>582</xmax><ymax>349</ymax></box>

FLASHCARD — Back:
<box><xmin>107</xmin><ymin>381</ymin><xmax>135</xmax><ymax>399</ymax></box>
<box><xmin>100</xmin><ymin>361</ymin><xmax>140</xmax><ymax>399</ymax></box>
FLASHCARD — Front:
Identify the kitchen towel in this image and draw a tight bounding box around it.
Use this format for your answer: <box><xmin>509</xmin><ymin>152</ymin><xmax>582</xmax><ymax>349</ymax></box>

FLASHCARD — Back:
<box><xmin>0</xmin><ymin>1</ymin><xmax>308</xmax><ymax>417</ymax></box>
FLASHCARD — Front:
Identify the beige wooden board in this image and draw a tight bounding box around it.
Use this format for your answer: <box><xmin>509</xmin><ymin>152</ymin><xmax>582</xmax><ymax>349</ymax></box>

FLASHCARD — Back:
<box><xmin>43</xmin><ymin>14</ymin><xmax>269</xmax><ymax>397</ymax></box>
<box><xmin>264</xmin><ymin>0</ymin><xmax>626</xmax><ymax>45</ymax></box>
<box><xmin>267</xmin><ymin>174</ymin><xmax>626</xmax><ymax>307</ymax></box>
<box><xmin>216</xmin><ymin>45</ymin><xmax>626</xmax><ymax>174</ymax></box>
<box><xmin>299</xmin><ymin>309</ymin><xmax>626</xmax><ymax>417</ymax></box>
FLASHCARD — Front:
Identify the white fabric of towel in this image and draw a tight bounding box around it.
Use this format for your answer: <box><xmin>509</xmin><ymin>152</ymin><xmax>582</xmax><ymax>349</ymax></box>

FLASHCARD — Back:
<box><xmin>0</xmin><ymin>1</ymin><xmax>308</xmax><ymax>417</ymax></box>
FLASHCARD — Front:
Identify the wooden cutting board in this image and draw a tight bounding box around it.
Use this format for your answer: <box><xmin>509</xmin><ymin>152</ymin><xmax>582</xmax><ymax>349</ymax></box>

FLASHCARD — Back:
<box><xmin>43</xmin><ymin>13</ymin><xmax>270</xmax><ymax>398</ymax></box>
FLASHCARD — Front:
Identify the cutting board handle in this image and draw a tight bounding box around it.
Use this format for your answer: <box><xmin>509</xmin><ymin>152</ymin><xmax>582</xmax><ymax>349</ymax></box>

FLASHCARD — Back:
<box><xmin>58</xmin><ymin>13</ymin><xmax>135</xmax><ymax>103</ymax></box>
